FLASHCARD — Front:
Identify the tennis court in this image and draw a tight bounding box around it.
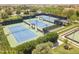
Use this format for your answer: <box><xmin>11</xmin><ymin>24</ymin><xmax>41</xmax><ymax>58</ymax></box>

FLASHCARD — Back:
<box><xmin>24</xmin><ymin>18</ymin><xmax>54</xmax><ymax>28</ymax></box>
<box><xmin>9</xmin><ymin>25</ymin><xmax>26</xmax><ymax>33</ymax></box>
<box><xmin>31</xmin><ymin>20</ymin><xmax>52</xmax><ymax>28</ymax></box>
<box><xmin>3</xmin><ymin>16</ymin><xmax>58</xmax><ymax>47</ymax></box>
<box><xmin>66</xmin><ymin>30</ymin><xmax>79</xmax><ymax>43</ymax></box>
<box><xmin>9</xmin><ymin>25</ymin><xmax>37</xmax><ymax>43</ymax></box>
<box><xmin>39</xmin><ymin>15</ymin><xmax>58</xmax><ymax>23</ymax></box>
<box><xmin>4</xmin><ymin>23</ymin><xmax>43</xmax><ymax>47</ymax></box>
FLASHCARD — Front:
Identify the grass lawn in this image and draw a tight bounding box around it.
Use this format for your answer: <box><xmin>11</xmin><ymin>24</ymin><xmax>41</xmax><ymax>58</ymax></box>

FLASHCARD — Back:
<box><xmin>52</xmin><ymin>43</ymin><xmax>79</xmax><ymax>54</ymax></box>
<box><xmin>57</xmin><ymin>23</ymin><xmax>79</xmax><ymax>34</ymax></box>
<box><xmin>0</xmin><ymin>15</ymin><xmax>22</xmax><ymax>22</ymax></box>
<box><xmin>0</xmin><ymin>19</ymin><xmax>4</xmax><ymax>22</ymax></box>
<box><xmin>53</xmin><ymin>23</ymin><xmax>79</xmax><ymax>54</ymax></box>
<box><xmin>0</xmin><ymin>26</ymin><xmax>18</xmax><ymax>54</ymax></box>
<box><xmin>7</xmin><ymin>15</ymin><xmax>22</xmax><ymax>20</ymax></box>
<box><xmin>0</xmin><ymin>20</ymin><xmax>79</xmax><ymax>54</ymax></box>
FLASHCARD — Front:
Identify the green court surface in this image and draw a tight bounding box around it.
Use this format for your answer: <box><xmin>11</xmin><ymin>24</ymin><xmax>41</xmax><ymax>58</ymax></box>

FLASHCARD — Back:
<box><xmin>67</xmin><ymin>30</ymin><xmax>79</xmax><ymax>43</ymax></box>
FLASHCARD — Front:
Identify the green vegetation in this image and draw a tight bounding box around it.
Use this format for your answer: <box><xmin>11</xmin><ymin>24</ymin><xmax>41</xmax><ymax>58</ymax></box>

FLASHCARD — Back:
<box><xmin>32</xmin><ymin>42</ymin><xmax>53</xmax><ymax>54</ymax></box>
<box><xmin>0</xmin><ymin>12</ymin><xmax>8</xmax><ymax>19</ymax></box>
<box><xmin>76</xmin><ymin>11</ymin><xmax>79</xmax><ymax>17</ymax></box>
<box><xmin>0</xmin><ymin>5</ymin><xmax>38</xmax><ymax>22</ymax></box>
<box><xmin>7</xmin><ymin>15</ymin><xmax>22</xmax><ymax>20</ymax></box>
<box><xmin>0</xmin><ymin>26</ymin><xmax>17</xmax><ymax>54</ymax></box>
<box><xmin>0</xmin><ymin>5</ymin><xmax>79</xmax><ymax>23</ymax></box>
<box><xmin>0</xmin><ymin>24</ymin><xmax>58</xmax><ymax>54</ymax></box>
<box><xmin>0</xmin><ymin>5</ymin><xmax>79</xmax><ymax>54</ymax></box>
<box><xmin>63</xmin><ymin>39</ymin><xmax>70</xmax><ymax>50</ymax></box>
<box><xmin>15</xmin><ymin>32</ymin><xmax>58</xmax><ymax>54</ymax></box>
<box><xmin>5</xmin><ymin>8</ymin><xmax>13</xmax><ymax>15</ymax></box>
<box><xmin>0</xmin><ymin>15</ymin><xmax>22</xmax><ymax>22</ymax></box>
<box><xmin>57</xmin><ymin>23</ymin><xmax>79</xmax><ymax>34</ymax></box>
<box><xmin>24</xmin><ymin>11</ymin><xmax>29</xmax><ymax>15</ymax></box>
<box><xmin>41</xmin><ymin>7</ymin><xmax>64</xmax><ymax>16</ymax></box>
<box><xmin>65</xmin><ymin>10</ymin><xmax>78</xmax><ymax>22</ymax></box>
<box><xmin>16</xmin><ymin>10</ymin><xmax>21</xmax><ymax>15</ymax></box>
<box><xmin>45</xmin><ymin>32</ymin><xmax>58</xmax><ymax>43</ymax></box>
<box><xmin>52</xmin><ymin>43</ymin><xmax>79</xmax><ymax>54</ymax></box>
<box><xmin>41</xmin><ymin>6</ymin><xmax>79</xmax><ymax>23</ymax></box>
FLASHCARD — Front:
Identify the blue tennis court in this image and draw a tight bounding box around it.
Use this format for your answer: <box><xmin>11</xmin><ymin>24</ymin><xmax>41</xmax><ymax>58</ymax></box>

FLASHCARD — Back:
<box><xmin>8</xmin><ymin>25</ymin><xmax>37</xmax><ymax>43</ymax></box>
<box><xmin>39</xmin><ymin>15</ymin><xmax>58</xmax><ymax>23</ymax></box>
<box><xmin>9</xmin><ymin>25</ymin><xmax>26</xmax><ymax>33</ymax></box>
<box><xmin>31</xmin><ymin>20</ymin><xmax>52</xmax><ymax>28</ymax></box>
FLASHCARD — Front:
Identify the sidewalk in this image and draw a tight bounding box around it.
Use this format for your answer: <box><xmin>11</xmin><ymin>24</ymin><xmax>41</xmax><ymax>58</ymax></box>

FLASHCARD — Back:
<box><xmin>52</xmin><ymin>40</ymin><xmax>63</xmax><ymax>49</ymax></box>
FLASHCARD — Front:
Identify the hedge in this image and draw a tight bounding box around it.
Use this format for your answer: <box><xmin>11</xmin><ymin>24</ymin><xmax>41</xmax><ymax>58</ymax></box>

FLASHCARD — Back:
<box><xmin>15</xmin><ymin>32</ymin><xmax>59</xmax><ymax>54</ymax></box>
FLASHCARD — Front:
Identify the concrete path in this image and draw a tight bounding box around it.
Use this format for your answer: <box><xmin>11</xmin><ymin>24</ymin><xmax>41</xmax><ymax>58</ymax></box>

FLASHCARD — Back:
<box><xmin>52</xmin><ymin>40</ymin><xmax>63</xmax><ymax>49</ymax></box>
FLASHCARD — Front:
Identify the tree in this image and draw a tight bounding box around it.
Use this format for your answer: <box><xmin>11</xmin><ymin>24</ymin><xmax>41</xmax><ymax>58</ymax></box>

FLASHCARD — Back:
<box><xmin>24</xmin><ymin>11</ymin><xmax>29</xmax><ymax>15</ymax></box>
<box><xmin>16</xmin><ymin>10</ymin><xmax>21</xmax><ymax>15</ymax></box>
<box><xmin>64</xmin><ymin>39</ymin><xmax>68</xmax><ymax>45</ymax></box>
<box><xmin>5</xmin><ymin>8</ymin><xmax>12</xmax><ymax>15</ymax></box>
<box><xmin>70</xmin><ymin>14</ymin><xmax>78</xmax><ymax>22</ymax></box>
<box><xmin>0</xmin><ymin>12</ymin><xmax>8</xmax><ymax>19</ymax></box>
<box><xmin>64</xmin><ymin>39</ymin><xmax>69</xmax><ymax>50</ymax></box>
<box><xmin>76</xmin><ymin>11</ymin><xmax>79</xmax><ymax>21</ymax></box>
<box><xmin>45</xmin><ymin>32</ymin><xmax>58</xmax><ymax>43</ymax></box>
<box><xmin>32</xmin><ymin>42</ymin><xmax>53</xmax><ymax>54</ymax></box>
<box><xmin>20</xmin><ymin>40</ymin><xmax>38</xmax><ymax>54</ymax></box>
<box><xmin>16</xmin><ymin>32</ymin><xmax>58</xmax><ymax>54</ymax></box>
<box><xmin>66</xmin><ymin>10</ymin><xmax>75</xmax><ymax>19</ymax></box>
<box><xmin>76</xmin><ymin>11</ymin><xmax>79</xmax><ymax>17</ymax></box>
<box><xmin>41</xmin><ymin>7</ymin><xmax>64</xmax><ymax>15</ymax></box>
<box><xmin>63</xmin><ymin>9</ymin><xmax>77</xmax><ymax>23</ymax></box>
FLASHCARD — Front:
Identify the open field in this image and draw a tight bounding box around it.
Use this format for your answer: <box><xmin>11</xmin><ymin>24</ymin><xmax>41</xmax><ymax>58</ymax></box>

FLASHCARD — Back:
<box><xmin>52</xmin><ymin>44</ymin><xmax>79</xmax><ymax>54</ymax></box>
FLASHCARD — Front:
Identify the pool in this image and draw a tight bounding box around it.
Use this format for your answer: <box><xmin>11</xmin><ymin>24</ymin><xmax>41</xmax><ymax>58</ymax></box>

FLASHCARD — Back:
<box><xmin>9</xmin><ymin>25</ymin><xmax>37</xmax><ymax>43</ymax></box>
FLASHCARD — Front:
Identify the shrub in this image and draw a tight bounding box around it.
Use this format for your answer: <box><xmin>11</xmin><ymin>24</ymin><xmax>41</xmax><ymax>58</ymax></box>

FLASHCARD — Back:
<box><xmin>45</xmin><ymin>32</ymin><xmax>58</xmax><ymax>43</ymax></box>
<box><xmin>32</xmin><ymin>42</ymin><xmax>53</xmax><ymax>54</ymax></box>
<box><xmin>16</xmin><ymin>32</ymin><xmax>58</xmax><ymax>54</ymax></box>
